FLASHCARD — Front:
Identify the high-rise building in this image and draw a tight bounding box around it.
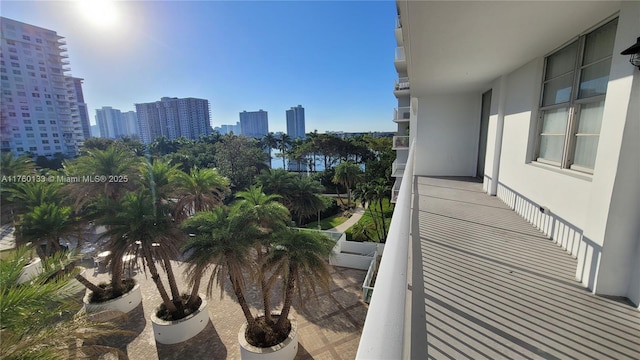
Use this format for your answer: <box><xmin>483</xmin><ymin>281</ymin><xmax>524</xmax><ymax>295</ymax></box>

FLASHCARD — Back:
<box><xmin>0</xmin><ymin>17</ymin><xmax>86</xmax><ymax>157</ymax></box>
<box><xmin>121</xmin><ymin>111</ymin><xmax>138</xmax><ymax>137</ymax></box>
<box><xmin>95</xmin><ymin>106</ymin><xmax>125</xmax><ymax>139</ymax></box>
<box><xmin>239</xmin><ymin>110</ymin><xmax>268</xmax><ymax>139</ymax></box>
<box><xmin>135</xmin><ymin>97</ymin><xmax>211</xmax><ymax>144</ymax></box>
<box><xmin>214</xmin><ymin>122</ymin><xmax>241</xmax><ymax>135</ymax></box>
<box><xmin>286</xmin><ymin>105</ymin><xmax>305</xmax><ymax>139</ymax></box>
<box><xmin>69</xmin><ymin>77</ymin><xmax>91</xmax><ymax>140</ymax></box>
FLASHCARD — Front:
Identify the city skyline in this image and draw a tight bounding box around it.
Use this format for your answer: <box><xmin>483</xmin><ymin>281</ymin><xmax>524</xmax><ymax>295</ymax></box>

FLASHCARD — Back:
<box><xmin>0</xmin><ymin>1</ymin><xmax>398</xmax><ymax>134</ymax></box>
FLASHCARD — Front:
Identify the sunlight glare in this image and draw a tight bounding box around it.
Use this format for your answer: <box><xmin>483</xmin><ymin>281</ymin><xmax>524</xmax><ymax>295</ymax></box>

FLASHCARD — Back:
<box><xmin>77</xmin><ymin>0</ymin><xmax>119</xmax><ymax>28</ymax></box>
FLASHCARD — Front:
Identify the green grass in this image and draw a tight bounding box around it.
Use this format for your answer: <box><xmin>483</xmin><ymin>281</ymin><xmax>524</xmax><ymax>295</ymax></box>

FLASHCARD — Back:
<box><xmin>345</xmin><ymin>198</ymin><xmax>394</xmax><ymax>242</ymax></box>
<box><xmin>304</xmin><ymin>213</ymin><xmax>350</xmax><ymax>230</ymax></box>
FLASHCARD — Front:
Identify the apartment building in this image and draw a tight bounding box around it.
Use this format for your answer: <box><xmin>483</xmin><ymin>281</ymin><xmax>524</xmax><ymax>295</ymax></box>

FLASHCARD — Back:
<box><xmin>359</xmin><ymin>1</ymin><xmax>640</xmax><ymax>359</ymax></box>
<box><xmin>286</xmin><ymin>105</ymin><xmax>305</xmax><ymax>139</ymax></box>
<box><xmin>0</xmin><ymin>17</ymin><xmax>86</xmax><ymax>157</ymax></box>
<box><xmin>135</xmin><ymin>97</ymin><xmax>211</xmax><ymax>144</ymax></box>
<box><xmin>239</xmin><ymin>109</ymin><xmax>268</xmax><ymax>138</ymax></box>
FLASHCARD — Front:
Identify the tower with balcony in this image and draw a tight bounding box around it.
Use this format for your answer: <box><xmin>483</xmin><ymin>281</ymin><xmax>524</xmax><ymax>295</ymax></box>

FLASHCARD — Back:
<box><xmin>391</xmin><ymin>11</ymin><xmax>410</xmax><ymax>202</ymax></box>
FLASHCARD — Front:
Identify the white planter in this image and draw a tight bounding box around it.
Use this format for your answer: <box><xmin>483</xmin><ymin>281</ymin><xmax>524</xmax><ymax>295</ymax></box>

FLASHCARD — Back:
<box><xmin>83</xmin><ymin>284</ymin><xmax>142</xmax><ymax>314</ymax></box>
<box><xmin>151</xmin><ymin>296</ymin><xmax>209</xmax><ymax>344</ymax></box>
<box><xmin>17</xmin><ymin>257</ymin><xmax>43</xmax><ymax>284</ymax></box>
<box><xmin>239</xmin><ymin>317</ymin><xmax>298</xmax><ymax>360</ymax></box>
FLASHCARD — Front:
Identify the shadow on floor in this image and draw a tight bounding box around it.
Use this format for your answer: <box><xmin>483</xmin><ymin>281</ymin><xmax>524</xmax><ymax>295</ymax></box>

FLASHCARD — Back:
<box><xmin>156</xmin><ymin>320</ymin><xmax>227</xmax><ymax>360</ymax></box>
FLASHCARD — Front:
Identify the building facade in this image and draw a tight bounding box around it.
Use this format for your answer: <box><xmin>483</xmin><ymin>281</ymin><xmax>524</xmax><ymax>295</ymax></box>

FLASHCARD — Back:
<box><xmin>0</xmin><ymin>17</ymin><xmax>85</xmax><ymax>157</ymax></box>
<box><xmin>69</xmin><ymin>77</ymin><xmax>91</xmax><ymax>140</ymax></box>
<box><xmin>286</xmin><ymin>105</ymin><xmax>305</xmax><ymax>139</ymax></box>
<box><xmin>135</xmin><ymin>97</ymin><xmax>211</xmax><ymax>144</ymax></box>
<box><xmin>359</xmin><ymin>1</ymin><xmax>640</xmax><ymax>358</ymax></box>
<box><xmin>239</xmin><ymin>110</ymin><xmax>268</xmax><ymax>138</ymax></box>
<box><xmin>95</xmin><ymin>106</ymin><xmax>125</xmax><ymax>139</ymax></box>
<box><xmin>214</xmin><ymin>122</ymin><xmax>241</xmax><ymax>135</ymax></box>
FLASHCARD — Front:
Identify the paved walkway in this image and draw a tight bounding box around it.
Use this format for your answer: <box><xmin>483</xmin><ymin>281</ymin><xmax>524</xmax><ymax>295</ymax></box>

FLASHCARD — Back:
<box><xmin>80</xmin><ymin>261</ymin><xmax>368</xmax><ymax>359</ymax></box>
<box><xmin>327</xmin><ymin>205</ymin><xmax>366</xmax><ymax>233</ymax></box>
<box><xmin>0</xmin><ymin>224</ymin><xmax>16</xmax><ymax>252</ymax></box>
<box><xmin>410</xmin><ymin>176</ymin><xmax>640</xmax><ymax>359</ymax></box>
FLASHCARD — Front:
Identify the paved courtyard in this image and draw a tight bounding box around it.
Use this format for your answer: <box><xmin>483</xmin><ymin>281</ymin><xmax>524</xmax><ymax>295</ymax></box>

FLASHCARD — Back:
<box><xmin>79</xmin><ymin>260</ymin><xmax>368</xmax><ymax>360</ymax></box>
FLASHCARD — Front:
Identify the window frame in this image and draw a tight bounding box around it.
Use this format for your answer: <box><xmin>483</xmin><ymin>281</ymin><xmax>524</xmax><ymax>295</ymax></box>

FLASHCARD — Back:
<box><xmin>534</xmin><ymin>17</ymin><xmax>617</xmax><ymax>174</ymax></box>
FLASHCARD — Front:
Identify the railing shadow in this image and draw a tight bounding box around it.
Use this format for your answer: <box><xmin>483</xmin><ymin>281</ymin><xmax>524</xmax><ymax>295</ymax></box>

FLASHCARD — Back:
<box><xmin>155</xmin><ymin>320</ymin><xmax>227</xmax><ymax>360</ymax></box>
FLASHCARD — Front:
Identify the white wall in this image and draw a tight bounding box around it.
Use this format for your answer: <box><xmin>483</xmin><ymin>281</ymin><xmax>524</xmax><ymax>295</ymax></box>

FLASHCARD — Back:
<box><xmin>413</xmin><ymin>93</ymin><xmax>480</xmax><ymax>176</ymax></box>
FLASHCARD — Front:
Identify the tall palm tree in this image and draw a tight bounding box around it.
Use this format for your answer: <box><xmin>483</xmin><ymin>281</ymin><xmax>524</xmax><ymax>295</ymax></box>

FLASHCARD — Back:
<box><xmin>4</xmin><ymin>181</ymin><xmax>64</xmax><ymax>220</ymax></box>
<box><xmin>233</xmin><ymin>185</ymin><xmax>290</xmax><ymax>323</ymax></box>
<box><xmin>173</xmin><ymin>167</ymin><xmax>230</xmax><ymax>221</ymax></box>
<box><xmin>0</xmin><ymin>152</ymin><xmax>35</xmax><ymax>177</ymax></box>
<box><xmin>288</xmin><ymin>177</ymin><xmax>328</xmax><ymax>226</ymax></box>
<box><xmin>181</xmin><ymin>207</ymin><xmax>261</xmax><ymax>329</ymax></box>
<box><xmin>264</xmin><ymin>229</ymin><xmax>334</xmax><ymax>335</ymax></box>
<box><xmin>139</xmin><ymin>159</ymin><xmax>181</xmax><ymax>208</ymax></box>
<box><xmin>332</xmin><ymin>160</ymin><xmax>363</xmax><ymax>208</ymax></box>
<box><xmin>99</xmin><ymin>190</ymin><xmax>189</xmax><ymax>317</ymax></box>
<box><xmin>261</xmin><ymin>132</ymin><xmax>278</xmax><ymax>168</ymax></box>
<box><xmin>257</xmin><ymin>169</ymin><xmax>297</xmax><ymax>207</ymax></box>
<box><xmin>277</xmin><ymin>133</ymin><xmax>292</xmax><ymax>169</ymax></box>
<box><xmin>0</xmin><ymin>246</ymin><xmax>130</xmax><ymax>359</ymax></box>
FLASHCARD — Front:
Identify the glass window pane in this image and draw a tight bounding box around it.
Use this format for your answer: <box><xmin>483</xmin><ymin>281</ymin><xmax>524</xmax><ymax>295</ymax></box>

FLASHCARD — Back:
<box><xmin>542</xmin><ymin>73</ymin><xmax>573</xmax><ymax>106</ymax></box>
<box><xmin>583</xmin><ymin>19</ymin><xmax>618</xmax><ymax>65</ymax></box>
<box><xmin>577</xmin><ymin>100</ymin><xmax>604</xmax><ymax>134</ymax></box>
<box><xmin>545</xmin><ymin>41</ymin><xmax>578</xmax><ymax>80</ymax></box>
<box><xmin>578</xmin><ymin>58</ymin><xmax>611</xmax><ymax>98</ymax></box>
<box><xmin>573</xmin><ymin>136</ymin><xmax>599</xmax><ymax>169</ymax></box>
<box><xmin>541</xmin><ymin>108</ymin><xmax>569</xmax><ymax>134</ymax></box>
<box><xmin>539</xmin><ymin>135</ymin><xmax>565</xmax><ymax>163</ymax></box>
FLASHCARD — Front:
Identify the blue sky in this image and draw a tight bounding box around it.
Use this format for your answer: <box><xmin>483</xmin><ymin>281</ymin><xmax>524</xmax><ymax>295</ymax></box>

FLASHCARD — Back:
<box><xmin>1</xmin><ymin>1</ymin><xmax>398</xmax><ymax>133</ymax></box>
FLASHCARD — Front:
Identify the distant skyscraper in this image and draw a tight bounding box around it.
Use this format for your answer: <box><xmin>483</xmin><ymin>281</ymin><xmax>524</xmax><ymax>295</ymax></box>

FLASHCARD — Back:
<box><xmin>286</xmin><ymin>105</ymin><xmax>305</xmax><ymax>139</ymax></box>
<box><xmin>121</xmin><ymin>111</ymin><xmax>138</xmax><ymax>137</ymax></box>
<box><xmin>214</xmin><ymin>122</ymin><xmax>241</xmax><ymax>135</ymax></box>
<box><xmin>90</xmin><ymin>124</ymin><xmax>100</xmax><ymax>137</ymax></box>
<box><xmin>239</xmin><ymin>110</ymin><xmax>268</xmax><ymax>139</ymax></box>
<box><xmin>135</xmin><ymin>97</ymin><xmax>211</xmax><ymax>144</ymax></box>
<box><xmin>95</xmin><ymin>106</ymin><xmax>125</xmax><ymax>139</ymax></box>
<box><xmin>0</xmin><ymin>17</ymin><xmax>85</xmax><ymax>156</ymax></box>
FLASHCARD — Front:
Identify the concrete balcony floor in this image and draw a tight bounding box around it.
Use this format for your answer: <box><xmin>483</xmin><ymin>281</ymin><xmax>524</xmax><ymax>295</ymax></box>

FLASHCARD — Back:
<box><xmin>409</xmin><ymin>176</ymin><xmax>640</xmax><ymax>359</ymax></box>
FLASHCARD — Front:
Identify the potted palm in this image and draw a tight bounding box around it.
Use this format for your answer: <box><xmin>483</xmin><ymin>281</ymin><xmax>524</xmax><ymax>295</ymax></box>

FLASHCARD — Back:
<box><xmin>182</xmin><ymin>189</ymin><xmax>334</xmax><ymax>359</ymax></box>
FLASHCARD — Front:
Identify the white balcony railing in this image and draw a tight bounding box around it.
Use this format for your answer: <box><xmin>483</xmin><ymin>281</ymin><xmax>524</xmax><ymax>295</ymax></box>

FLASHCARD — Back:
<box><xmin>396</xmin><ymin>15</ymin><xmax>402</xmax><ymax>29</ymax></box>
<box><xmin>356</xmin><ymin>139</ymin><xmax>415</xmax><ymax>359</ymax></box>
<box><xmin>394</xmin><ymin>106</ymin><xmax>411</xmax><ymax>122</ymax></box>
<box><xmin>393</xmin><ymin>136</ymin><xmax>410</xmax><ymax>149</ymax></box>
<box><xmin>395</xmin><ymin>47</ymin><xmax>405</xmax><ymax>62</ymax></box>
<box><xmin>394</xmin><ymin>77</ymin><xmax>410</xmax><ymax>91</ymax></box>
<box><xmin>392</xmin><ymin>160</ymin><xmax>406</xmax><ymax>177</ymax></box>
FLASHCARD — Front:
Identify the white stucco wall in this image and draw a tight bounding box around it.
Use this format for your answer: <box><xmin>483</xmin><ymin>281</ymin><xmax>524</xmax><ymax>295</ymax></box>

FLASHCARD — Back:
<box><xmin>413</xmin><ymin>93</ymin><xmax>480</xmax><ymax>176</ymax></box>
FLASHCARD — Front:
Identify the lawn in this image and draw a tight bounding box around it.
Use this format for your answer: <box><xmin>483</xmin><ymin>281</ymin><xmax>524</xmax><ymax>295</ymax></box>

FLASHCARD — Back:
<box><xmin>346</xmin><ymin>198</ymin><xmax>394</xmax><ymax>242</ymax></box>
<box><xmin>304</xmin><ymin>213</ymin><xmax>350</xmax><ymax>230</ymax></box>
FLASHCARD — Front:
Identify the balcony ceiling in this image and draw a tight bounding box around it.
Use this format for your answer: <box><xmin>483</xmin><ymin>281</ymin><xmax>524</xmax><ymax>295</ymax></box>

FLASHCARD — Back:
<box><xmin>398</xmin><ymin>0</ymin><xmax>621</xmax><ymax>95</ymax></box>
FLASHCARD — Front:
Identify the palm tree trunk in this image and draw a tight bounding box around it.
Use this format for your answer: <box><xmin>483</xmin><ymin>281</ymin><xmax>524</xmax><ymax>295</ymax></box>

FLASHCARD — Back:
<box><xmin>75</xmin><ymin>273</ymin><xmax>106</xmax><ymax>296</ymax></box>
<box><xmin>230</xmin><ymin>272</ymin><xmax>256</xmax><ymax>328</ymax></box>
<box><xmin>255</xmin><ymin>247</ymin><xmax>273</xmax><ymax>324</ymax></box>
<box><xmin>161</xmin><ymin>253</ymin><xmax>185</xmax><ymax>316</ymax></box>
<box><xmin>110</xmin><ymin>256</ymin><xmax>124</xmax><ymax>296</ymax></box>
<box><xmin>143</xmin><ymin>246</ymin><xmax>178</xmax><ymax>314</ymax></box>
<box><xmin>275</xmin><ymin>266</ymin><xmax>296</xmax><ymax>332</ymax></box>
<box><xmin>186</xmin><ymin>275</ymin><xmax>201</xmax><ymax>309</ymax></box>
<box><xmin>378</xmin><ymin>198</ymin><xmax>388</xmax><ymax>241</ymax></box>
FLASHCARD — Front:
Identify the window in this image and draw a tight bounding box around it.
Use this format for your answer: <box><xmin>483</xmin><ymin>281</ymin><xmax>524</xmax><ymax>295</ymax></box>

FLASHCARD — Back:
<box><xmin>536</xmin><ymin>18</ymin><xmax>617</xmax><ymax>173</ymax></box>
<box><xmin>22</xmin><ymin>35</ymin><xmax>30</xmax><ymax>41</ymax></box>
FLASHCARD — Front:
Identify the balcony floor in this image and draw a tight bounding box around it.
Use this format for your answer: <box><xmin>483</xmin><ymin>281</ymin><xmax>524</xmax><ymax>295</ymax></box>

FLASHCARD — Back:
<box><xmin>410</xmin><ymin>176</ymin><xmax>640</xmax><ymax>360</ymax></box>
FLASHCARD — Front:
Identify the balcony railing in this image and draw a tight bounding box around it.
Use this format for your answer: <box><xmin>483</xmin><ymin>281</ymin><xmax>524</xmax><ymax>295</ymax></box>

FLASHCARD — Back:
<box><xmin>395</xmin><ymin>15</ymin><xmax>402</xmax><ymax>29</ymax></box>
<box><xmin>394</xmin><ymin>77</ymin><xmax>410</xmax><ymax>91</ymax></box>
<box><xmin>392</xmin><ymin>160</ymin><xmax>406</xmax><ymax>177</ymax></box>
<box><xmin>395</xmin><ymin>47</ymin><xmax>406</xmax><ymax>62</ymax></box>
<box><xmin>392</xmin><ymin>136</ymin><xmax>409</xmax><ymax>149</ymax></box>
<box><xmin>393</xmin><ymin>107</ymin><xmax>411</xmax><ymax>122</ymax></box>
<box><xmin>356</xmin><ymin>139</ymin><xmax>415</xmax><ymax>359</ymax></box>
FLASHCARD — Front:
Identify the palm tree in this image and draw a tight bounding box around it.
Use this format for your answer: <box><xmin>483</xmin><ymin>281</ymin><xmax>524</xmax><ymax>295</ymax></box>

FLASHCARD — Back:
<box><xmin>277</xmin><ymin>133</ymin><xmax>292</xmax><ymax>169</ymax></box>
<box><xmin>62</xmin><ymin>146</ymin><xmax>140</xmax><ymax>209</ymax></box>
<box><xmin>332</xmin><ymin>160</ymin><xmax>363</xmax><ymax>208</ymax></box>
<box><xmin>261</xmin><ymin>132</ymin><xmax>278</xmax><ymax>168</ymax></box>
<box><xmin>139</xmin><ymin>159</ymin><xmax>181</xmax><ymax>208</ymax></box>
<box><xmin>263</xmin><ymin>229</ymin><xmax>334</xmax><ymax>337</ymax></box>
<box><xmin>233</xmin><ymin>185</ymin><xmax>290</xmax><ymax>323</ymax></box>
<box><xmin>257</xmin><ymin>169</ymin><xmax>297</xmax><ymax>208</ymax></box>
<box><xmin>0</xmin><ymin>152</ymin><xmax>35</xmax><ymax>177</ymax></box>
<box><xmin>0</xmin><ymin>246</ymin><xmax>129</xmax><ymax>359</ymax></box>
<box><xmin>181</xmin><ymin>207</ymin><xmax>261</xmax><ymax>329</ymax></box>
<box><xmin>14</xmin><ymin>202</ymin><xmax>82</xmax><ymax>260</ymax></box>
<box><xmin>288</xmin><ymin>177</ymin><xmax>328</xmax><ymax>226</ymax></box>
<box><xmin>173</xmin><ymin>167</ymin><xmax>230</xmax><ymax>221</ymax></box>
<box><xmin>4</xmin><ymin>181</ymin><xmax>64</xmax><ymax>220</ymax></box>
<box><xmin>99</xmin><ymin>190</ymin><xmax>190</xmax><ymax>317</ymax></box>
